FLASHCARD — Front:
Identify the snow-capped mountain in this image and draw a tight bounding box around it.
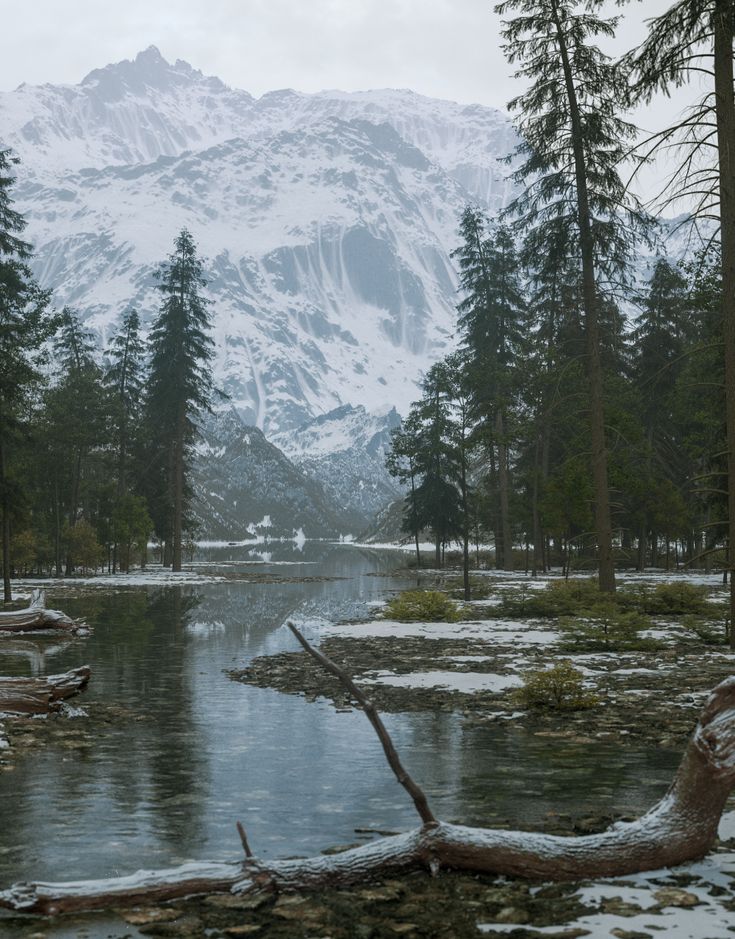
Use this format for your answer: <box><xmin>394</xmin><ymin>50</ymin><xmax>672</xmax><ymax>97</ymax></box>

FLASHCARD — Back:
<box><xmin>1</xmin><ymin>46</ymin><xmax>517</xmax><ymax>437</ymax></box>
<box><xmin>272</xmin><ymin>404</ymin><xmax>403</xmax><ymax>527</ymax></box>
<box><xmin>0</xmin><ymin>47</ymin><xmax>523</xmax><ymax>536</ymax></box>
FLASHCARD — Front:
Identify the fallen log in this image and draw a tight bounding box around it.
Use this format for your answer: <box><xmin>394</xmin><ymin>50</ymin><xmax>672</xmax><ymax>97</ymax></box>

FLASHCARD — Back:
<box><xmin>0</xmin><ymin>589</ymin><xmax>87</xmax><ymax>635</ymax></box>
<box><xmin>0</xmin><ymin>666</ymin><xmax>91</xmax><ymax>715</ymax></box>
<box><xmin>1</xmin><ymin>624</ymin><xmax>734</xmax><ymax>915</ymax></box>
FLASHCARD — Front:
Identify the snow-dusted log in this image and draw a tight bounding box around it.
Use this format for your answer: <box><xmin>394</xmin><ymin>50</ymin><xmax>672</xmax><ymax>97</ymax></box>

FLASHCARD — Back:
<box><xmin>1</xmin><ymin>633</ymin><xmax>734</xmax><ymax>915</ymax></box>
<box><xmin>0</xmin><ymin>666</ymin><xmax>91</xmax><ymax>715</ymax></box>
<box><xmin>0</xmin><ymin>589</ymin><xmax>87</xmax><ymax>635</ymax></box>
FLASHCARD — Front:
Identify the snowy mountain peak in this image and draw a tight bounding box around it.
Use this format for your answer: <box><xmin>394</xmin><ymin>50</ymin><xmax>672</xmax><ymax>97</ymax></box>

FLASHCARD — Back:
<box><xmin>0</xmin><ymin>51</ymin><xmax>520</xmax><ymax>441</ymax></box>
<box><xmin>80</xmin><ymin>45</ymin><xmax>228</xmax><ymax>99</ymax></box>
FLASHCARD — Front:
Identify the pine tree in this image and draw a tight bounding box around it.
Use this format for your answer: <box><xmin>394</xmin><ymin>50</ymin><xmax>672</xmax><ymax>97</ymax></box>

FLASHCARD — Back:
<box><xmin>0</xmin><ymin>149</ymin><xmax>54</xmax><ymax>601</ymax></box>
<box><xmin>48</xmin><ymin>307</ymin><xmax>105</xmax><ymax>574</ymax></box>
<box><xmin>146</xmin><ymin>229</ymin><xmax>213</xmax><ymax>572</ymax></box>
<box><xmin>105</xmin><ymin>309</ymin><xmax>146</xmax><ymax>572</ymax></box>
<box><xmin>496</xmin><ymin>0</ymin><xmax>649</xmax><ymax>592</ymax></box>
<box><xmin>628</xmin><ymin>0</ymin><xmax>735</xmax><ymax>637</ymax></box>
<box><xmin>386</xmin><ymin>413</ymin><xmax>424</xmax><ymax>569</ymax></box>
<box><xmin>453</xmin><ymin>208</ymin><xmax>524</xmax><ymax>571</ymax></box>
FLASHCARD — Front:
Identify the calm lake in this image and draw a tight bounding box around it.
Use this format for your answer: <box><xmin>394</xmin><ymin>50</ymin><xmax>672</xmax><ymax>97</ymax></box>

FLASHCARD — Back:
<box><xmin>0</xmin><ymin>543</ymin><xmax>682</xmax><ymax>935</ymax></box>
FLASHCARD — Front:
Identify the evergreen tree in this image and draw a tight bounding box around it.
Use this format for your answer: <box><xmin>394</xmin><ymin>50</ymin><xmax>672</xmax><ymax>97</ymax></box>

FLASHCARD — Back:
<box><xmin>496</xmin><ymin>0</ymin><xmax>648</xmax><ymax>592</ymax></box>
<box><xmin>146</xmin><ymin>229</ymin><xmax>213</xmax><ymax>572</ymax></box>
<box><xmin>0</xmin><ymin>150</ymin><xmax>54</xmax><ymax>601</ymax></box>
<box><xmin>47</xmin><ymin>307</ymin><xmax>106</xmax><ymax>574</ymax></box>
<box><xmin>386</xmin><ymin>413</ymin><xmax>424</xmax><ymax>569</ymax></box>
<box><xmin>105</xmin><ymin>309</ymin><xmax>147</xmax><ymax>572</ymax></box>
<box><xmin>452</xmin><ymin>208</ymin><xmax>524</xmax><ymax>570</ymax></box>
<box><xmin>628</xmin><ymin>0</ymin><xmax>735</xmax><ymax>636</ymax></box>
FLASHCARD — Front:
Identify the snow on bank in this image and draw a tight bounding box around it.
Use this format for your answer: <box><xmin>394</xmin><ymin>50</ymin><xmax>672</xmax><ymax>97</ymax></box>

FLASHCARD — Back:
<box><xmin>13</xmin><ymin>569</ymin><xmax>230</xmax><ymax>588</ymax></box>
<box><xmin>479</xmin><ymin>848</ymin><xmax>735</xmax><ymax>938</ymax></box>
<box><xmin>363</xmin><ymin>670</ymin><xmax>524</xmax><ymax>693</ymax></box>
<box><xmin>322</xmin><ymin>618</ymin><xmax>560</xmax><ymax>645</ymax></box>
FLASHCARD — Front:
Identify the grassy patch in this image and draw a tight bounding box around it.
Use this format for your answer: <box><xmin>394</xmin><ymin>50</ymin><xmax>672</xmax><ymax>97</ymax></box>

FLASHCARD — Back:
<box><xmin>382</xmin><ymin>590</ymin><xmax>461</xmax><ymax>623</ymax></box>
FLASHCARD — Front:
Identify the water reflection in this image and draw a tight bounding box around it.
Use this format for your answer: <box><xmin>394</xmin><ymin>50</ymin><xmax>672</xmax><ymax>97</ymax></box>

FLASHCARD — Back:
<box><xmin>0</xmin><ymin>545</ymin><xmax>682</xmax><ymax>889</ymax></box>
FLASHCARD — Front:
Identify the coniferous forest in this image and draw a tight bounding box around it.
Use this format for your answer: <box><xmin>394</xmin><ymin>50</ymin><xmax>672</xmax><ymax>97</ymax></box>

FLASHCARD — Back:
<box><xmin>5</xmin><ymin>1</ymin><xmax>735</xmax><ymax>934</ymax></box>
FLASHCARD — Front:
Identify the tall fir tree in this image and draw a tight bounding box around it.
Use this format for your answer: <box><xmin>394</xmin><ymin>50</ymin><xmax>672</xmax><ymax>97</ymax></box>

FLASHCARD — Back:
<box><xmin>0</xmin><ymin>150</ymin><xmax>54</xmax><ymax>601</ymax></box>
<box><xmin>453</xmin><ymin>208</ymin><xmax>524</xmax><ymax>570</ymax></box>
<box><xmin>48</xmin><ymin>307</ymin><xmax>105</xmax><ymax>574</ymax></box>
<box><xmin>105</xmin><ymin>309</ymin><xmax>147</xmax><ymax>571</ymax></box>
<box><xmin>146</xmin><ymin>229</ymin><xmax>213</xmax><ymax>572</ymax></box>
<box><xmin>496</xmin><ymin>0</ymin><xmax>648</xmax><ymax>592</ymax></box>
<box><xmin>628</xmin><ymin>0</ymin><xmax>735</xmax><ymax>639</ymax></box>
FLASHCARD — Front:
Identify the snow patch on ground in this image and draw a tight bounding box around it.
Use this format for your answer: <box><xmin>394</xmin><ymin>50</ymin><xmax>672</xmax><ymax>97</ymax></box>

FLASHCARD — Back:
<box><xmin>13</xmin><ymin>569</ymin><xmax>230</xmax><ymax>588</ymax></box>
<box><xmin>479</xmin><ymin>850</ymin><xmax>735</xmax><ymax>937</ymax></box>
<box><xmin>322</xmin><ymin>618</ymin><xmax>560</xmax><ymax>645</ymax></box>
<box><xmin>362</xmin><ymin>670</ymin><xmax>523</xmax><ymax>694</ymax></box>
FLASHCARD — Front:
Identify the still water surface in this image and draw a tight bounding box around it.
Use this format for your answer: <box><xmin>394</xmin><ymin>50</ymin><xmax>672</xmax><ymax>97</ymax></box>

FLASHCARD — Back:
<box><xmin>0</xmin><ymin>543</ymin><xmax>680</xmax><ymax>891</ymax></box>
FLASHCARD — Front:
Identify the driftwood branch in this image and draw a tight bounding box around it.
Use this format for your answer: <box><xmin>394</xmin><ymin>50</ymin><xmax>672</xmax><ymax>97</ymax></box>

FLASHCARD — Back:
<box><xmin>0</xmin><ymin>590</ymin><xmax>88</xmax><ymax>636</ymax></box>
<box><xmin>0</xmin><ymin>666</ymin><xmax>91</xmax><ymax>715</ymax></box>
<box><xmin>287</xmin><ymin>621</ymin><xmax>437</xmax><ymax>826</ymax></box>
<box><xmin>2</xmin><ymin>628</ymin><xmax>735</xmax><ymax>916</ymax></box>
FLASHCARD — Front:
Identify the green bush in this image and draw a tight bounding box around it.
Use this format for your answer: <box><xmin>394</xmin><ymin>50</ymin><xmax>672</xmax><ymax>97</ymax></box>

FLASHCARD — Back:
<box><xmin>500</xmin><ymin>578</ymin><xmax>611</xmax><ymax>618</ymax></box>
<box><xmin>444</xmin><ymin>577</ymin><xmax>496</xmax><ymax>601</ymax></box>
<box><xmin>514</xmin><ymin>660</ymin><xmax>598</xmax><ymax>711</ymax></box>
<box><xmin>627</xmin><ymin>582</ymin><xmax>712</xmax><ymax>616</ymax></box>
<box><xmin>559</xmin><ymin>610</ymin><xmax>661</xmax><ymax>652</ymax></box>
<box><xmin>383</xmin><ymin>590</ymin><xmax>461</xmax><ymax>622</ymax></box>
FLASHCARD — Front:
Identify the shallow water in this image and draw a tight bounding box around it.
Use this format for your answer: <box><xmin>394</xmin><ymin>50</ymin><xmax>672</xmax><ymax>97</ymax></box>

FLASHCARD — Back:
<box><xmin>0</xmin><ymin>544</ymin><xmax>681</xmax><ymax>898</ymax></box>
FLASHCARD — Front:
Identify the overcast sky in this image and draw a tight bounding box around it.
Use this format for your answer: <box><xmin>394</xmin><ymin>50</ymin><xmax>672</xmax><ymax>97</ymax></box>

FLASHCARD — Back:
<box><xmin>3</xmin><ymin>0</ymin><xmax>693</xmax><ymax>123</ymax></box>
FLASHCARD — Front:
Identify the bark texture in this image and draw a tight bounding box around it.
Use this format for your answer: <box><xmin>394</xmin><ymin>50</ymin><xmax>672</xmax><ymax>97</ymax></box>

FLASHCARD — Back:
<box><xmin>0</xmin><ymin>666</ymin><xmax>90</xmax><ymax>715</ymax></box>
<box><xmin>0</xmin><ymin>589</ymin><xmax>87</xmax><ymax>635</ymax></box>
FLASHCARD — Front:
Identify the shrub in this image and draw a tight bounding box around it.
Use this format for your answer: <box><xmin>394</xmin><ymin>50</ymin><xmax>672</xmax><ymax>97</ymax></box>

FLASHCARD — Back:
<box><xmin>514</xmin><ymin>660</ymin><xmax>598</xmax><ymax>711</ymax></box>
<box><xmin>681</xmin><ymin>614</ymin><xmax>729</xmax><ymax>646</ymax></box>
<box><xmin>559</xmin><ymin>610</ymin><xmax>662</xmax><ymax>652</ymax></box>
<box><xmin>383</xmin><ymin>590</ymin><xmax>461</xmax><ymax>622</ymax></box>
<box><xmin>500</xmin><ymin>578</ymin><xmax>610</xmax><ymax>618</ymax></box>
<box><xmin>444</xmin><ymin>577</ymin><xmax>496</xmax><ymax>601</ymax></box>
<box><xmin>632</xmin><ymin>582</ymin><xmax>712</xmax><ymax>616</ymax></box>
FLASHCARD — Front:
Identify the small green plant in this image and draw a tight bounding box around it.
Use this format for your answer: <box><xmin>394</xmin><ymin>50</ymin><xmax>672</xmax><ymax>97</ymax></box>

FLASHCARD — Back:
<box><xmin>444</xmin><ymin>577</ymin><xmax>495</xmax><ymax>601</ymax></box>
<box><xmin>500</xmin><ymin>578</ymin><xmax>611</xmax><ymax>618</ymax></box>
<box><xmin>681</xmin><ymin>614</ymin><xmax>729</xmax><ymax>646</ymax></box>
<box><xmin>383</xmin><ymin>590</ymin><xmax>461</xmax><ymax>622</ymax></box>
<box><xmin>620</xmin><ymin>582</ymin><xmax>712</xmax><ymax>616</ymax></box>
<box><xmin>514</xmin><ymin>660</ymin><xmax>599</xmax><ymax>711</ymax></box>
<box><xmin>559</xmin><ymin>610</ymin><xmax>661</xmax><ymax>652</ymax></box>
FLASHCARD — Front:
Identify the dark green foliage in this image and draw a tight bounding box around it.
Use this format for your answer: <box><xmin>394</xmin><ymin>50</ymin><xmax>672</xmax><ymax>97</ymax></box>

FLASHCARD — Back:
<box><xmin>0</xmin><ymin>149</ymin><xmax>55</xmax><ymax>598</ymax></box>
<box><xmin>514</xmin><ymin>660</ymin><xmax>599</xmax><ymax>711</ymax></box>
<box><xmin>624</xmin><ymin>582</ymin><xmax>713</xmax><ymax>616</ymax></box>
<box><xmin>500</xmin><ymin>578</ymin><xmax>610</xmax><ymax>618</ymax></box>
<box><xmin>146</xmin><ymin>229</ymin><xmax>214</xmax><ymax>570</ymax></box>
<box><xmin>558</xmin><ymin>611</ymin><xmax>661</xmax><ymax>653</ymax></box>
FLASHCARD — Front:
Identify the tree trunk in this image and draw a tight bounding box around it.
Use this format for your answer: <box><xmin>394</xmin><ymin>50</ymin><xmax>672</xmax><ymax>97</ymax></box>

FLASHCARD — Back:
<box><xmin>4</xmin><ymin>669</ymin><xmax>735</xmax><ymax>916</ymax></box>
<box><xmin>172</xmin><ymin>409</ymin><xmax>185</xmax><ymax>573</ymax></box>
<box><xmin>0</xmin><ymin>666</ymin><xmax>91</xmax><ymax>716</ymax></box>
<box><xmin>0</xmin><ymin>437</ymin><xmax>11</xmax><ymax>604</ymax></box>
<box><xmin>550</xmin><ymin>0</ymin><xmax>615</xmax><ymax>593</ymax></box>
<box><xmin>495</xmin><ymin>410</ymin><xmax>513</xmax><ymax>571</ymax></box>
<box><xmin>714</xmin><ymin>0</ymin><xmax>735</xmax><ymax>649</ymax></box>
<box><xmin>0</xmin><ymin>589</ymin><xmax>86</xmax><ymax>634</ymax></box>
